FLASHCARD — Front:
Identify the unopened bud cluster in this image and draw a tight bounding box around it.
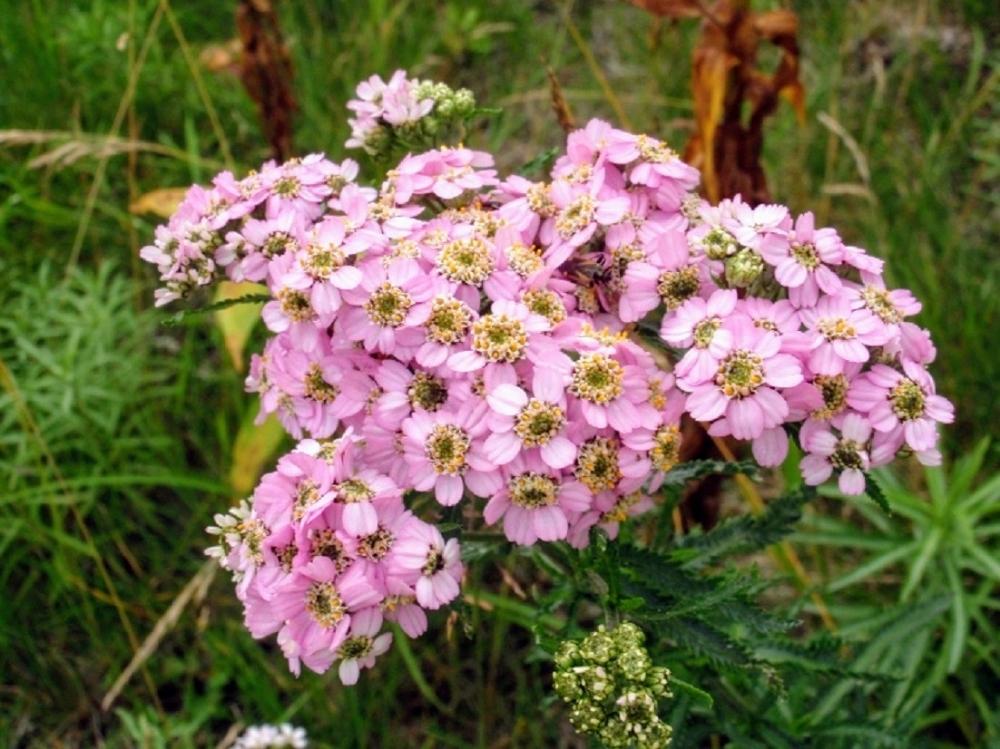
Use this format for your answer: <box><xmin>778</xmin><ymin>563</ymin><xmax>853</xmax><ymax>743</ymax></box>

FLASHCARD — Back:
<box><xmin>554</xmin><ymin>622</ymin><xmax>673</xmax><ymax>748</ymax></box>
<box><xmin>347</xmin><ymin>71</ymin><xmax>476</xmax><ymax>157</ymax></box>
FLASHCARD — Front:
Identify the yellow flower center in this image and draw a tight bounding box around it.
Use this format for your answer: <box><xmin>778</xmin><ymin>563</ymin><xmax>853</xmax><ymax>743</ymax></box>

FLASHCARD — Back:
<box><xmin>471</xmin><ymin>314</ymin><xmax>528</xmax><ymax>363</ymax></box>
<box><xmin>425</xmin><ymin>424</ymin><xmax>470</xmax><ymax>475</ymax></box>
<box><xmin>514</xmin><ymin>400</ymin><xmax>566</xmax><ymax>447</ymax></box>
<box><xmin>575</xmin><ymin>437</ymin><xmax>621</xmax><ymax>493</ymax></box>
<box><xmin>570</xmin><ymin>353</ymin><xmax>624</xmax><ymax>404</ymax></box>
<box><xmin>306</xmin><ymin>581</ymin><xmax>347</xmax><ymax>628</ymax></box>
<box><xmin>364</xmin><ymin>282</ymin><xmax>412</xmax><ymax>327</ymax></box>
<box><xmin>508</xmin><ymin>472</ymin><xmax>560</xmax><ymax>508</ymax></box>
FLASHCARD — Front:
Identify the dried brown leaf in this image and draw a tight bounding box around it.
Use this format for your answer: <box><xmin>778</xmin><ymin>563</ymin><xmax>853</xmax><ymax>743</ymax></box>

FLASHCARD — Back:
<box><xmin>547</xmin><ymin>67</ymin><xmax>577</xmax><ymax>134</ymax></box>
<box><xmin>628</xmin><ymin>0</ymin><xmax>703</xmax><ymax>18</ymax></box>
<box><xmin>638</xmin><ymin>0</ymin><xmax>807</xmax><ymax>204</ymax></box>
<box><xmin>128</xmin><ymin>187</ymin><xmax>187</xmax><ymax>217</ymax></box>
<box><xmin>200</xmin><ymin>38</ymin><xmax>242</xmax><ymax>74</ymax></box>
<box><xmin>237</xmin><ymin>0</ymin><xmax>296</xmax><ymax>161</ymax></box>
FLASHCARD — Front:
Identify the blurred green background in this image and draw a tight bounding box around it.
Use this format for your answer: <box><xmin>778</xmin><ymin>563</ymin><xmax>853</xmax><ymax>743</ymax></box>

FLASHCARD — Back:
<box><xmin>0</xmin><ymin>0</ymin><xmax>996</xmax><ymax>746</ymax></box>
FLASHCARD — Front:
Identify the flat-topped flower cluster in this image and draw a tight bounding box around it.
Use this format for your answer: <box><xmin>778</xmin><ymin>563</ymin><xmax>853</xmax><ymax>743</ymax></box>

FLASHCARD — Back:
<box><xmin>146</xmin><ymin>71</ymin><xmax>952</xmax><ymax>683</ymax></box>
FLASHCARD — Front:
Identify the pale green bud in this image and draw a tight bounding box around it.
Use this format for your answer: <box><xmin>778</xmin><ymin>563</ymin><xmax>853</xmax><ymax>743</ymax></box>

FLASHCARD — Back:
<box><xmin>453</xmin><ymin>89</ymin><xmax>476</xmax><ymax>116</ymax></box>
<box><xmin>725</xmin><ymin>248</ymin><xmax>765</xmax><ymax>287</ymax></box>
<box><xmin>616</xmin><ymin>644</ymin><xmax>652</xmax><ymax>682</ymax></box>
<box><xmin>702</xmin><ymin>227</ymin><xmax>739</xmax><ymax>260</ymax></box>
<box><xmin>580</xmin><ymin>628</ymin><xmax>615</xmax><ymax>664</ymax></box>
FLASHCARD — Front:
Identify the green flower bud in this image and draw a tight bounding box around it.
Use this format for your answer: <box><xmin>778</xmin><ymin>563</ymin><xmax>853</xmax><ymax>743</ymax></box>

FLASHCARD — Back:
<box><xmin>568</xmin><ymin>700</ymin><xmax>604</xmax><ymax>733</ymax></box>
<box><xmin>701</xmin><ymin>227</ymin><xmax>739</xmax><ymax>260</ymax></box>
<box><xmin>553</xmin><ymin>623</ymin><xmax>679</xmax><ymax>746</ymax></box>
<box><xmin>554</xmin><ymin>640</ymin><xmax>579</xmax><ymax>668</ymax></box>
<box><xmin>577</xmin><ymin>664</ymin><xmax>614</xmax><ymax>700</ymax></box>
<box><xmin>363</xmin><ymin>125</ymin><xmax>390</xmax><ymax>157</ymax></box>
<box><xmin>553</xmin><ymin>669</ymin><xmax>582</xmax><ymax>701</ymax></box>
<box><xmin>725</xmin><ymin>248</ymin><xmax>765</xmax><ymax>287</ymax></box>
<box><xmin>432</xmin><ymin>82</ymin><xmax>451</xmax><ymax>101</ymax></box>
<box><xmin>616</xmin><ymin>644</ymin><xmax>652</xmax><ymax>682</ymax></box>
<box><xmin>646</xmin><ymin>666</ymin><xmax>673</xmax><ymax>699</ymax></box>
<box><xmin>454</xmin><ymin>89</ymin><xmax>476</xmax><ymax>116</ymax></box>
<box><xmin>421</xmin><ymin>116</ymin><xmax>440</xmax><ymax>136</ymax></box>
<box><xmin>614</xmin><ymin>621</ymin><xmax>645</xmax><ymax>648</ymax></box>
<box><xmin>580</xmin><ymin>627</ymin><xmax>615</xmax><ymax>664</ymax></box>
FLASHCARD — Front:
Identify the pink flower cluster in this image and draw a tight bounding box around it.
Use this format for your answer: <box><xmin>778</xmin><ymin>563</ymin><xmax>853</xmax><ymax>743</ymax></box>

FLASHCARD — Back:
<box><xmin>628</xmin><ymin>196</ymin><xmax>954</xmax><ymax>495</ymax></box>
<box><xmin>207</xmin><ymin>431</ymin><xmax>461</xmax><ymax>683</ymax></box>
<box><xmin>148</xmin><ymin>100</ymin><xmax>951</xmax><ymax>682</ymax></box>
<box><xmin>346</xmin><ymin>70</ymin><xmax>434</xmax><ymax>151</ymax></box>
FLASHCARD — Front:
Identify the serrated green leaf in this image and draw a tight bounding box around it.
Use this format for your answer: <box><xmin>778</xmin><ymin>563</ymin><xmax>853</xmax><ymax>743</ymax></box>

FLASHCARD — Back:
<box><xmin>669</xmin><ymin>676</ymin><xmax>714</xmax><ymax>709</ymax></box>
<box><xmin>159</xmin><ymin>293</ymin><xmax>271</xmax><ymax>328</ymax></box>
<box><xmin>865</xmin><ymin>472</ymin><xmax>892</xmax><ymax>514</ymax></box>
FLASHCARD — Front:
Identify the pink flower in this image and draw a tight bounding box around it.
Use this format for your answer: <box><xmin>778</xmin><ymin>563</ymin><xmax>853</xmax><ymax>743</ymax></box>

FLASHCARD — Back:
<box><xmin>338</xmin><ymin>258</ymin><xmax>433</xmax><ymax>356</ymax></box>
<box><xmin>252</xmin><ymin>559</ymin><xmax>382</xmax><ymax>675</ymax></box>
<box><xmin>547</xmin><ymin>337</ymin><xmax>661</xmax><ymax>434</ymax></box>
<box><xmin>390</xmin><ymin>523</ymin><xmax>463</xmax><ymax>610</ymax></box>
<box><xmin>400</xmin><ymin>402</ymin><xmax>500</xmax><ymax>505</ymax></box>
<box><xmin>279</xmin><ymin>346</ymin><xmax>374</xmax><ymax>438</ymax></box>
<box><xmin>799</xmin><ymin>412</ymin><xmax>873</xmax><ymax>495</ymax></box>
<box><xmin>483</xmin><ymin>461</ymin><xmax>592</xmax><ymax>545</ymax></box>
<box><xmin>483</xmin><ymin>367</ymin><xmax>578</xmax><ymax>469</ymax></box>
<box><xmin>380</xmin><ymin>579</ymin><xmax>428</xmax><ymax>638</ymax></box>
<box><xmin>261</xmin><ymin>154</ymin><xmax>333</xmax><ymax>217</ymax></box>
<box><xmin>619</xmin><ymin>231</ymin><xmax>707</xmax><ymax>322</ymax></box>
<box><xmin>387</xmin><ymin>148</ymin><xmax>497</xmax><ymax>203</ymax></box>
<box><xmin>798</xmin><ymin>293</ymin><xmax>889</xmax><ymax>375</ymax></box>
<box><xmin>250</xmin><ymin>451</ymin><xmax>335</xmax><ymax>530</ymax></box>
<box><xmin>660</xmin><ymin>289</ymin><xmax>737</xmax><ymax>384</ymax></box>
<box><xmin>447</xmin><ymin>299</ymin><xmax>552</xmax><ymax>374</ymax></box>
<box><xmin>282</xmin><ymin>217</ymin><xmax>366</xmax><ymax>315</ymax></box>
<box><xmin>847</xmin><ymin>361</ymin><xmax>954</xmax><ymax>453</ymax></box>
<box><xmin>680</xmin><ymin>318</ymin><xmax>803</xmax><ymax>440</ymax></box>
<box><xmin>220</xmin><ymin>209</ymin><xmax>305</xmax><ymax>283</ymax></box>
<box><xmin>546</xmin><ymin>178</ymin><xmax>629</xmax><ymax>248</ymax></box>
<box><xmin>759</xmin><ymin>212</ymin><xmax>843</xmax><ymax>308</ymax></box>
<box><xmin>733</xmin><ymin>297</ymin><xmax>800</xmax><ymax>337</ymax></box>
<box><xmin>335</xmin><ymin>607</ymin><xmax>393</xmax><ymax>685</ymax></box>
<box><xmin>727</xmin><ymin>199</ymin><xmax>788</xmax><ymax>249</ymax></box>
<box><xmin>844</xmin><ymin>276</ymin><xmax>921</xmax><ymax>336</ymax></box>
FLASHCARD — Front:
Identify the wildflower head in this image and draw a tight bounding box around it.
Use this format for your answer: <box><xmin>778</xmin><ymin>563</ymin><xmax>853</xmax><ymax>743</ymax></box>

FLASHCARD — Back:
<box><xmin>554</xmin><ymin>623</ymin><xmax>674</xmax><ymax>749</ymax></box>
<box><xmin>471</xmin><ymin>314</ymin><xmax>528</xmax><ymax>363</ymax></box>
<box><xmin>571</xmin><ymin>353</ymin><xmax>624</xmax><ymax>404</ymax></box>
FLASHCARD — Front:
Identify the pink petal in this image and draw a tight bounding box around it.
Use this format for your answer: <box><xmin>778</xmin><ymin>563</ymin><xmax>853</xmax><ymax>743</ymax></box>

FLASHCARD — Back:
<box><xmin>484</xmin><ymin>430</ymin><xmax>522</xmax><ymax>465</ymax></box>
<box><xmin>752</xmin><ymin>427</ymin><xmax>788</xmax><ymax>467</ymax></box>
<box><xmin>435</xmin><ymin>475</ymin><xmax>465</xmax><ymax>506</ymax></box>
<box><xmin>800</xmin><ymin>454</ymin><xmax>833</xmax><ymax>485</ymax></box>
<box><xmin>685</xmin><ymin>385</ymin><xmax>728</xmax><ymax>421</ymax></box>
<box><xmin>533</xmin><ymin>505</ymin><xmax>568</xmax><ymax>542</ymax></box>
<box><xmin>540</xmin><ymin>436</ymin><xmax>576</xmax><ymax>469</ymax></box>
<box><xmin>763</xmin><ymin>354</ymin><xmax>803</xmax><ymax>388</ymax></box>
<box><xmin>487</xmin><ymin>384</ymin><xmax>529</xmax><ymax>416</ymax></box>
<box><xmin>838</xmin><ymin>468</ymin><xmax>866</xmax><ymax>495</ymax></box>
<box><xmin>727</xmin><ymin>397</ymin><xmax>764</xmax><ymax>440</ymax></box>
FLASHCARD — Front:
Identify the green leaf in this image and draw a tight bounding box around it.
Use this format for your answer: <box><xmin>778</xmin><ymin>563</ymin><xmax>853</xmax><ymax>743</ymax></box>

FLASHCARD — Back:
<box><xmin>660</xmin><ymin>458</ymin><xmax>759</xmax><ymax>487</ymax></box>
<box><xmin>159</xmin><ymin>293</ymin><xmax>271</xmax><ymax>327</ymax></box>
<box><xmin>669</xmin><ymin>676</ymin><xmax>714</xmax><ymax>709</ymax></box>
<box><xmin>865</xmin><ymin>472</ymin><xmax>892</xmax><ymax>514</ymax></box>
<box><xmin>899</xmin><ymin>527</ymin><xmax>943</xmax><ymax>601</ymax></box>
<box><xmin>943</xmin><ymin>561</ymin><xmax>968</xmax><ymax>673</ymax></box>
<box><xmin>826</xmin><ymin>540</ymin><xmax>920</xmax><ymax>593</ymax></box>
<box><xmin>678</xmin><ymin>486</ymin><xmax>815</xmax><ymax>566</ymax></box>
<box><xmin>519</xmin><ymin>146</ymin><xmax>559</xmax><ymax>176</ymax></box>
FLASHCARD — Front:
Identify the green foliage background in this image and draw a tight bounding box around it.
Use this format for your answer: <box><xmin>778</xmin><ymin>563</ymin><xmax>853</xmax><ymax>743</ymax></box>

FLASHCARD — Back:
<box><xmin>0</xmin><ymin>1</ymin><xmax>996</xmax><ymax>746</ymax></box>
